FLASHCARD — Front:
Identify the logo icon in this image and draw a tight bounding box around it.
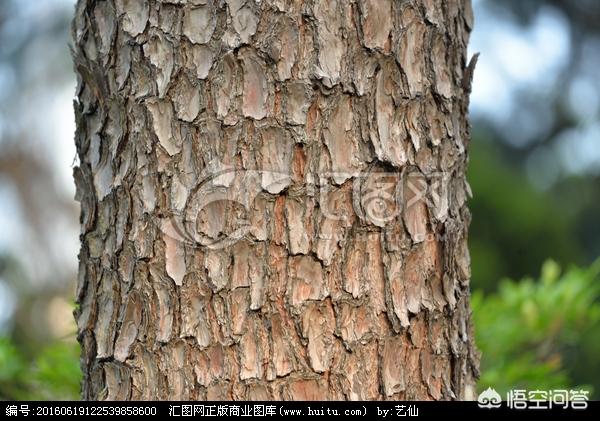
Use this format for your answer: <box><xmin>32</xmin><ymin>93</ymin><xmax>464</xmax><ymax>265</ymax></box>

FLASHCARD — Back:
<box><xmin>478</xmin><ymin>387</ymin><xmax>502</xmax><ymax>409</ymax></box>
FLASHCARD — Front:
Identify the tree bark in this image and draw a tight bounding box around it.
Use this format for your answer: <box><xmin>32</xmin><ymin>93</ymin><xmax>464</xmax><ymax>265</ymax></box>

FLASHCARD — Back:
<box><xmin>73</xmin><ymin>0</ymin><xmax>478</xmax><ymax>400</ymax></box>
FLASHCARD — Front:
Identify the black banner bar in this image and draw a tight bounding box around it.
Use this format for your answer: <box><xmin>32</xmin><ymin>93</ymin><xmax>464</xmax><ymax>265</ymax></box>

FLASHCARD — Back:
<box><xmin>1</xmin><ymin>401</ymin><xmax>597</xmax><ymax>419</ymax></box>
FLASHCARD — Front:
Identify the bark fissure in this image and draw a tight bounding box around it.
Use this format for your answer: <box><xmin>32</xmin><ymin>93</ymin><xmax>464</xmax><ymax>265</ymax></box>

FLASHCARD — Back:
<box><xmin>73</xmin><ymin>0</ymin><xmax>479</xmax><ymax>400</ymax></box>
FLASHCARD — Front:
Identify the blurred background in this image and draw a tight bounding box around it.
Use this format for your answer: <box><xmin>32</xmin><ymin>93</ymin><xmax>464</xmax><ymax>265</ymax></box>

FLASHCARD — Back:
<box><xmin>0</xmin><ymin>0</ymin><xmax>599</xmax><ymax>400</ymax></box>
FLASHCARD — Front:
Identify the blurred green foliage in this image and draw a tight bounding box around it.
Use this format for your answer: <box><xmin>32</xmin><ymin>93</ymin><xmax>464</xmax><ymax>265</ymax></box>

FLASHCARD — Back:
<box><xmin>468</xmin><ymin>137</ymin><xmax>583</xmax><ymax>291</ymax></box>
<box><xmin>473</xmin><ymin>259</ymin><xmax>600</xmax><ymax>396</ymax></box>
<box><xmin>467</xmin><ymin>134</ymin><xmax>600</xmax><ymax>395</ymax></box>
<box><xmin>0</xmin><ymin>337</ymin><xmax>80</xmax><ymax>400</ymax></box>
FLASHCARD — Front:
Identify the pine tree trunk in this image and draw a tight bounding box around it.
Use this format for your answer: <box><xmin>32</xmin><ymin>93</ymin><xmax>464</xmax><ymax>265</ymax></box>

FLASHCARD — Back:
<box><xmin>73</xmin><ymin>0</ymin><xmax>478</xmax><ymax>400</ymax></box>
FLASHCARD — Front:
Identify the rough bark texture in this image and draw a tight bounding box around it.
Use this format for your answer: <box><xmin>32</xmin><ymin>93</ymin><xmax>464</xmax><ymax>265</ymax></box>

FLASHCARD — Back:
<box><xmin>73</xmin><ymin>0</ymin><xmax>479</xmax><ymax>401</ymax></box>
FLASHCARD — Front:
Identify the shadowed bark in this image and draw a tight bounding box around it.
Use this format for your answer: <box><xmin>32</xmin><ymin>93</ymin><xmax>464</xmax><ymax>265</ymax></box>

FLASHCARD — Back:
<box><xmin>73</xmin><ymin>0</ymin><xmax>479</xmax><ymax>400</ymax></box>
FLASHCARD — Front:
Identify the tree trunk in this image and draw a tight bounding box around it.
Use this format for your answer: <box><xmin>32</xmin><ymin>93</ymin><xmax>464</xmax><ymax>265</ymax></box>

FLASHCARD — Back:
<box><xmin>73</xmin><ymin>0</ymin><xmax>478</xmax><ymax>400</ymax></box>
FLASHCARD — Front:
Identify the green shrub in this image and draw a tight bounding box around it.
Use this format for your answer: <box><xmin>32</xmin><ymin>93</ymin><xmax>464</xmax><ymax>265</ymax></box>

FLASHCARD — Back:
<box><xmin>473</xmin><ymin>259</ymin><xmax>600</xmax><ymax>396</ymax></box>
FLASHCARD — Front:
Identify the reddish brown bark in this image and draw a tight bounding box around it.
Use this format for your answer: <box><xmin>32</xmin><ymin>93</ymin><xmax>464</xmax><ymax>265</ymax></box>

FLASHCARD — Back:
<box><xmin>73</xmin><ymin>0</ymin><xmax>479</xmax><ymax>400</ymax></box>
